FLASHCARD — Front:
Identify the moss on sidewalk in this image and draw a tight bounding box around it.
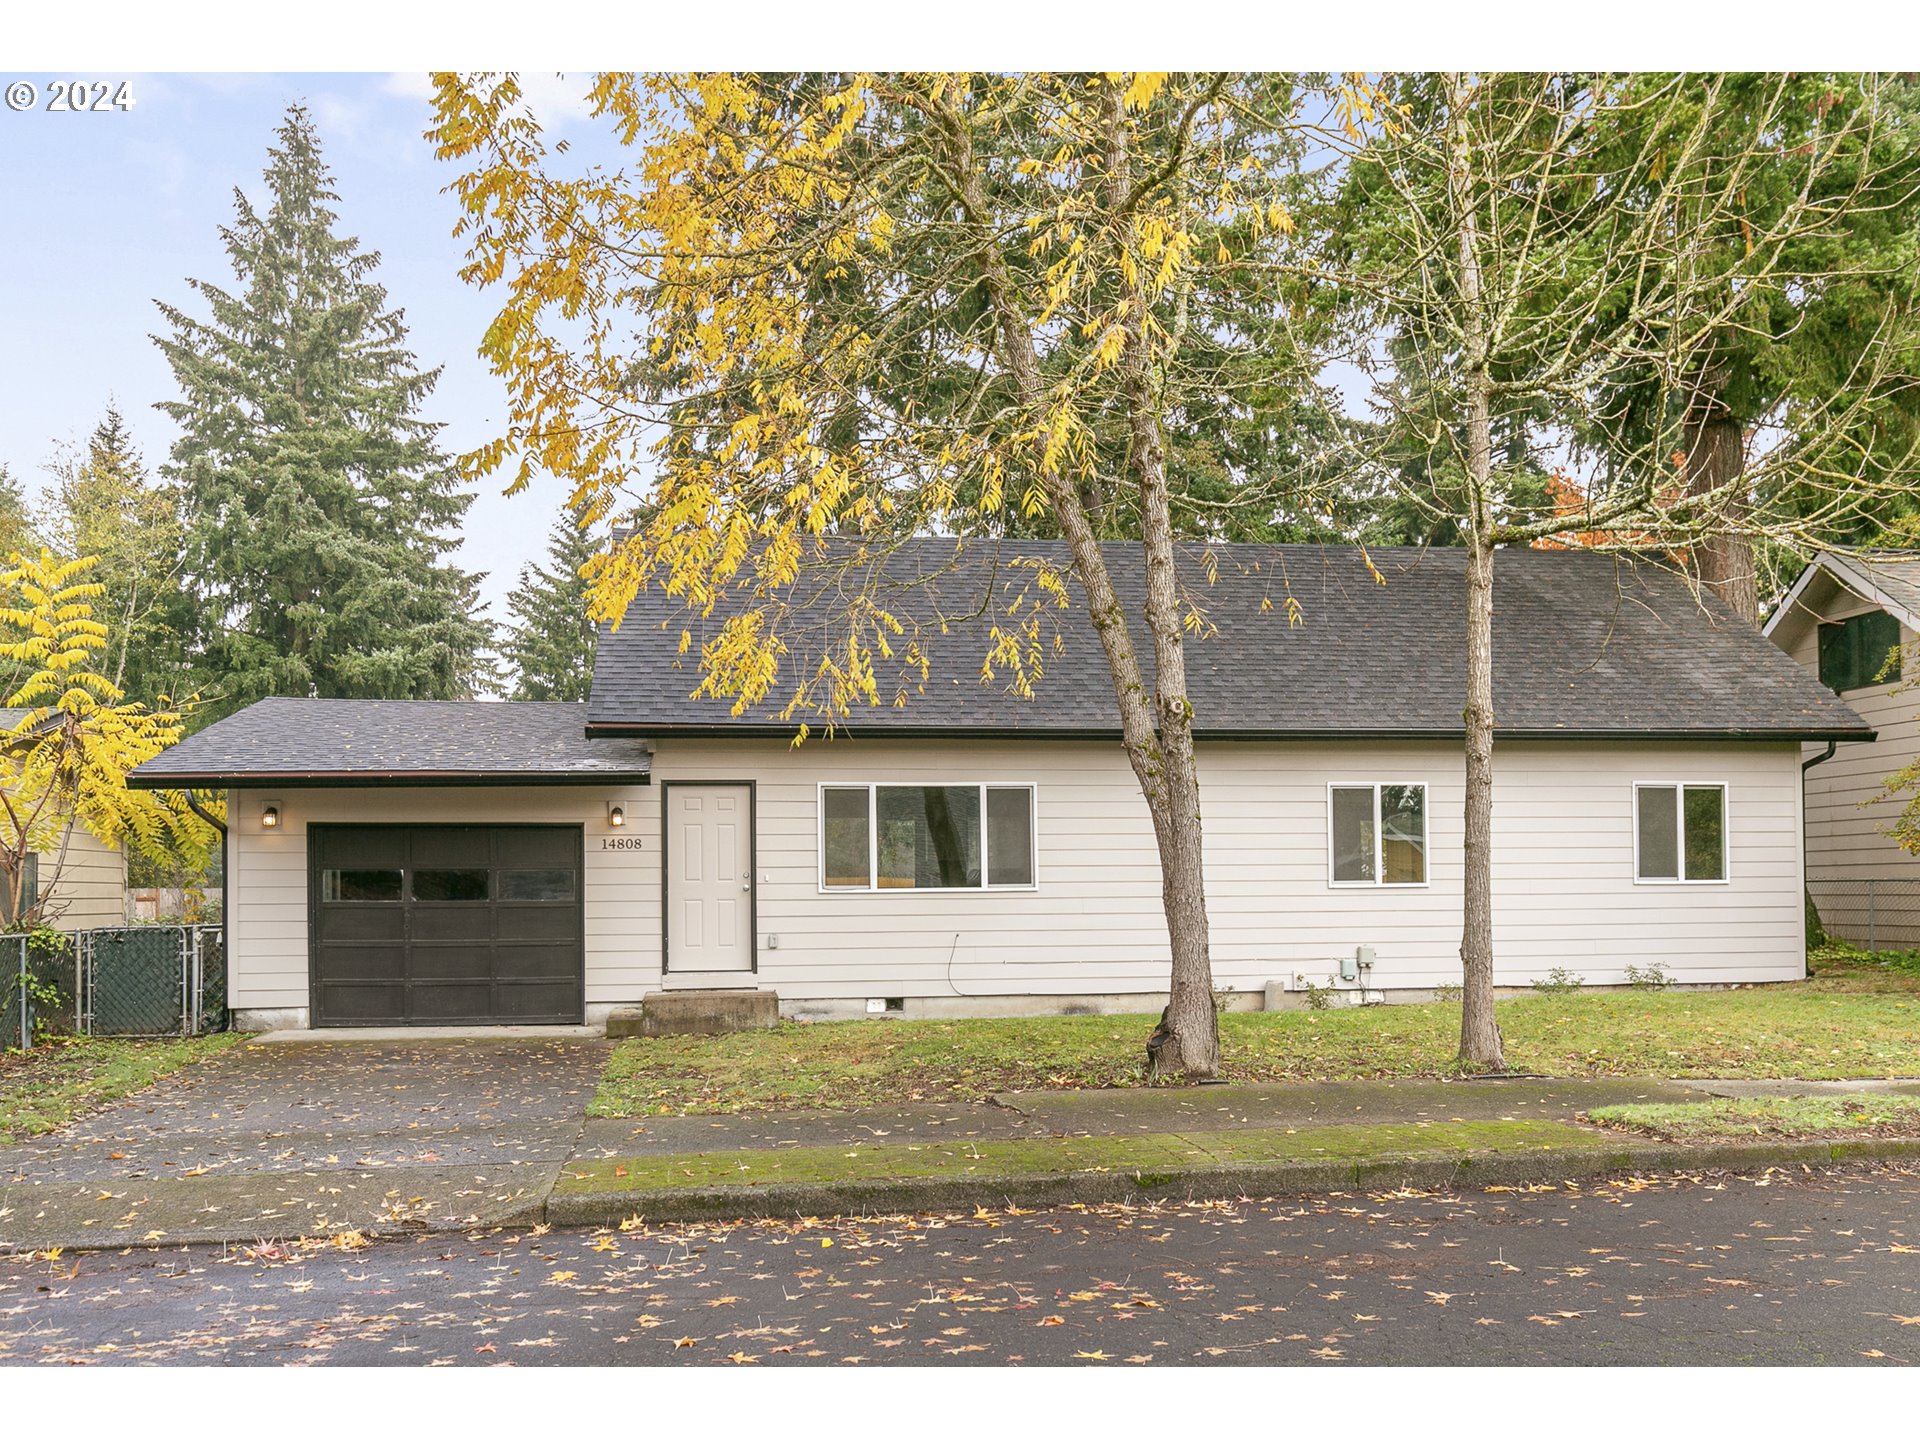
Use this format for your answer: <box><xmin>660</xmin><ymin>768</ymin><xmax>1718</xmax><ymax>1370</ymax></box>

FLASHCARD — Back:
<box><xmin>1590</xmin><ymin>1093</ymin><xmax>1920</xmax><ymax>1143</ymax></box>
<box><xmin>556</xmin><ymin>1116</ymin><xmax>1618</xmax><ymax>1195</ymax></box>
<box><xmin>0</xmin><ymin>1034</ymin><xmax>243</xmax><ymax>1144</ymax></box>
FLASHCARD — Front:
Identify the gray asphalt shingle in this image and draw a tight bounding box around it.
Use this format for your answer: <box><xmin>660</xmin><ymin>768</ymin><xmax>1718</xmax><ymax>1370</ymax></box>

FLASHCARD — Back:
<box><xmin>586</xmin><ymin>540</ymin><xmax>1869</xmax><ymax>740</ymax></box>
<box><xmin>128</xmin><ymin>698</ymin><xmax>652</xmax><ymax>787</ymax></box>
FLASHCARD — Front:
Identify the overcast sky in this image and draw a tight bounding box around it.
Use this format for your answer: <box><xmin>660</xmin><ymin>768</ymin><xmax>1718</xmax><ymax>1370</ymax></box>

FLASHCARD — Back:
<box><xmin>0</xmin><ymin>72</ymin><xmax>612</xmax><ymax>621</ymax></box>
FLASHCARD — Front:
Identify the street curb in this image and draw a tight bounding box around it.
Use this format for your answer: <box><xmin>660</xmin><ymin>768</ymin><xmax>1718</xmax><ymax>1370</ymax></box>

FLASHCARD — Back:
<box><xmin>542</xmin><ymin>1136</ymin><xmax>1920</xmax><ymax>1227</ymax></box>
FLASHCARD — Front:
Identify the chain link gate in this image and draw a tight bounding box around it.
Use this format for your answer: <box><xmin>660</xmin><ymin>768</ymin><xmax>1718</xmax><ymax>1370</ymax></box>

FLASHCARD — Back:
<box><xmin>3</xmin><ymin>934</ymin><xmax>24</xmax><ymax>1051</ymax></box>
<box><xmin>73</xmin><ymin>926</ymin><xmax>227</xmax><ymax>1039</ymax></box>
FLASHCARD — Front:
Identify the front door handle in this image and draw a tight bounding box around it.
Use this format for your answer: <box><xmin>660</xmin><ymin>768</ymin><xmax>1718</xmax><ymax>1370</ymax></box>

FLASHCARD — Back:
<box><xmin>741</xmin><ymin>882</ymin><xmax>751</xmax><ymax>892</ymax></box>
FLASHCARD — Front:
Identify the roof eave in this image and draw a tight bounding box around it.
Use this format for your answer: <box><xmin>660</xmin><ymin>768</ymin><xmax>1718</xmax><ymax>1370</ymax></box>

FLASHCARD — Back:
<box><xmin>126</xmin><ymin>769</ymin><xmax>654</xmax><ymax>791</ymax></box>
<box><xmin>586</xmin><ymin>720</ymin><xmax>1875</xmax><ymax>744</ymax></box>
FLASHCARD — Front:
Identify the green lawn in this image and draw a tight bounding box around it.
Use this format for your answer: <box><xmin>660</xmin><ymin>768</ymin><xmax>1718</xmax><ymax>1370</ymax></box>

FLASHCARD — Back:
<box><xmin>593</xmin><ymin>947</ymin><xmax>1920</xmax><ymax>1118</ymax></box>
<box><xmin>1590</xmin><ymin>1093</ymin><xmax>1920</xmax><ymax>1142</ymax></box>
<box><xmin>0</xmin><ymin>1034</ymin><xmax>243</xmax><ymax>1144</ymax></box>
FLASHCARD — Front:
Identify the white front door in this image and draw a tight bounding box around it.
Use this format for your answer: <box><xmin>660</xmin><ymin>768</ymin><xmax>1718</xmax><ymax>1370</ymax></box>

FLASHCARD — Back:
<box><xmin>666</xmin><ymin>784</ymin><xmax>754</xmax><ymax>976</ymax></box>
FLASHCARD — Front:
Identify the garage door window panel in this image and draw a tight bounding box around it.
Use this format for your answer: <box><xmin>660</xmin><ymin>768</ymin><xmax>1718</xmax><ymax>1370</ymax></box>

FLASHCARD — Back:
<box><xmin>322</xmin><ymin>869</ymin><xmax>403</xmax><ymax>902</ymax></box>
<box><xmin>499</xmin><ymin>869</ymin><xmax>575</xmax><ymax>902</ymax></box>
<box><xmin>411</xmin><ymin>869</ymin><xmax>490</xmax><ymax>902</ymax></box>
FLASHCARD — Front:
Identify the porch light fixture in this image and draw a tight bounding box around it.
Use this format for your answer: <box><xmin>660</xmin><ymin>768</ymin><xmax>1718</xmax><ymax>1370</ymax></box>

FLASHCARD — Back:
<box><xmin>607</xmin><ymin>803</ymin><xmax>625</xmax><ymax>828</ymax></box>
<box><xmin>260</xmin><ymin>803</ymin><xmax>281</xmax><ymax>829</ymax></box>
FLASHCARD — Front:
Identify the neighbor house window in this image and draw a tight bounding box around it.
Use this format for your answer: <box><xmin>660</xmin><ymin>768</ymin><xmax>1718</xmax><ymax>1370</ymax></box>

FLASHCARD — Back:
<box><xmin>1328</xmin><ymin>783</ymin><xmax>1427</xmax><ymax>886</ymax></box>
<box><xmin>820</xmin><ymin>784</ymin><xmax>1037</xmax><ymax>890</ymax></box>
<box><xmin>1634</xmin><ymin>783</ymin><xmax>1727</xmax><ymax>883</ymax></box>
<box><xmin>1</xmin><ymin>853</ymin><xmax>38</xmax><ymax>924</ymax></box>
<box><xmin>1818</xmin><ymin>609</ymin><xmax>1901</xmax><ymax>693</ymax></box>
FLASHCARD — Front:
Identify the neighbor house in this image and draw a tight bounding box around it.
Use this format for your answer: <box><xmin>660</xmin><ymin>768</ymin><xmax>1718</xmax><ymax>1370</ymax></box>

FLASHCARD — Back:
<box><xmin>1765</xmin><ymin>549</ymin><xmax>1920</xmax><ymax>946</ymax></box>
<box><xmin>0</xmin><ymin>708</ymin><xmax>129</xmax><ymax>932</ymax></box>
<box><xmin>128</xmin><ymin>543</ymin><xmax>1870</xmax><ymax>1032</ymax></box>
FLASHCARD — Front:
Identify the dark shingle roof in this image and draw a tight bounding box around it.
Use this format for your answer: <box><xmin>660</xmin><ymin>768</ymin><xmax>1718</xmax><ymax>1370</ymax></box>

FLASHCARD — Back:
<box><xmin>587</xmin><ymin>540</ymin><xmax>1870</xmax><ymax>741</ymax></box>
<box><xmin>128</xmin><ymin>699</ymin><xmax>652</xmax><ymax>788</ymax></box>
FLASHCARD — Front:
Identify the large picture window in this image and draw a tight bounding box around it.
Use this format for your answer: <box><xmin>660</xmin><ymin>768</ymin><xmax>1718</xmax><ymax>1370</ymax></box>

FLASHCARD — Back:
<box><xmin>1328</xmin><ymin>782</ymin><xmax>1427</xmax><ymax>886</ymax></box>
<box><xmin>1634</xmin><ymin>783</ymin><xmax>1727</xmax><ymax>883</ymax></box>
<box><xmin>820</xmin><ymin>784</ymin><xmax>1037</xmax><ymax>891</ymax></box>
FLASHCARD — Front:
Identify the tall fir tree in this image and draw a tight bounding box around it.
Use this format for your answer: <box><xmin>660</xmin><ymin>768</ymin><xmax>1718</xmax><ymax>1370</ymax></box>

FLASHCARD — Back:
<box><xmin>501</xmin><ymin>509</ymin><xmax>598</xmax><ymax>701</ymax></box>
<box><xmin>40</xmin><ymin>403</ymin><xmax>195</xmax><ymax>706</ymax></box>
<box><xmin>0</xmin><ymin>463</ymin><xmax>34</xmax><ymax>556</ymax></box>
<box><xmin>154</xmin><ymin>104</ymin><xmax>492</xmax><ymax>723</ymax></box>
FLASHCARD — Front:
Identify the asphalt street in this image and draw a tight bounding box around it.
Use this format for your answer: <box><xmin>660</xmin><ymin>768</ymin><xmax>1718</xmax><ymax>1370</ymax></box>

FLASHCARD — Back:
<box><xmin>3</xmin><ymin>1161</ymin><xmax>1916</xmax><ymax>1365</ymax></box>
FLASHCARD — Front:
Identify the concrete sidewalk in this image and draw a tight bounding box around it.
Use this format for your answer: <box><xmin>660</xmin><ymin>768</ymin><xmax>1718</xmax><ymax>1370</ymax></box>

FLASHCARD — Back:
<box><xmin>11</xmin><ymin>1063</ymin><xmax>1920</xmax><ymax>1250</ymax></box>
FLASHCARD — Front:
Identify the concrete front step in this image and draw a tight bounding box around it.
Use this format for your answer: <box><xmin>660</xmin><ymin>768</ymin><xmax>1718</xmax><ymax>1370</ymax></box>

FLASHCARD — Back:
<box><xmin>608</xmin><ymin>989</ymin><xmax>779</xmax><ymax>1038</ymax></box>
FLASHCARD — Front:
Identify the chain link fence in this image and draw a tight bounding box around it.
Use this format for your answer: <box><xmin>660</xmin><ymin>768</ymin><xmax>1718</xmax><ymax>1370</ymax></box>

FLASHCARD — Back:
<box><xmin>1808</xmin><ymin>880</ymin><xmax>1920</xmax><ymax>952</ymax></box>
<box><xmin>3</xmin><ymin>925</ymin><xmax>225</xmax><ymax>1050</ymax></box>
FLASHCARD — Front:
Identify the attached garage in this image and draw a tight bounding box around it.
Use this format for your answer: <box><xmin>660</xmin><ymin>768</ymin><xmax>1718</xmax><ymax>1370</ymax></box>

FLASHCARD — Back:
<box><xmin>311</xmin><ymin>824</ymin><xmax>584</xmax><ymax>1026</ymax></box>
<box><xmin>126</xmin><ymin>699</ymin><xmax>653</xmax><ymax>1031</ymax></box>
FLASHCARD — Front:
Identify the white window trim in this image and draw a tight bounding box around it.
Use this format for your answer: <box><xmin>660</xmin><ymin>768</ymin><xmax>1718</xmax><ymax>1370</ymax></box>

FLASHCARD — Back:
<box><xmin>1632</xmin><ymin>781</ymin><xmax>1730</xmax><ymax>886</ymax></box>
<box><xmin>1326</xmin><ymin>780</ymin><xmax>1431</xmax><ymax>889</ymax></box>
<box><xmin>817</xmin><ymin>781</ymin><xmax>1040</xmax><ymax>894</ymax></box>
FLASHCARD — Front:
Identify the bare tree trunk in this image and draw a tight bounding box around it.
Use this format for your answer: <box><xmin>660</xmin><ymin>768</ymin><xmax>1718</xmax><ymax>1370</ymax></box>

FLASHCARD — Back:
<box><xmin>931</xmin><ymin>85</ymin><xmax>1220</xmax><ymax>1076</ymax></box>
<box><xmin>1104</xmin><ymin>80</ymin><xmax>1218</xmax><ymax>1078</ymax></box>
<box><xmin>1684</xmin><ymin>386</ymin><xmax>1758</xmax><ymax>623</ymax></box>
<box><xmin>1459</xmin><ymin>530</ymin><xmax>1504</xmax><ymax>1068</ymax></box>
<box><xmin>1449</xmin><ymin>75</ymin><xmax>1506</xmax><ymax>1071</ymax></box>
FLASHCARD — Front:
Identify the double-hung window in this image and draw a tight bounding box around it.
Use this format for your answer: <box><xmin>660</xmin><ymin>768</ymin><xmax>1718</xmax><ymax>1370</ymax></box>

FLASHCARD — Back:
<box><xmin>1634</xmin><ymin>783</ymin><xmax>1727</xmax><ymax>883</ymax></box>
<box><xmin>1328</xmin><ymin>782</ymin><xmax>1428</xmax><ymax>886</ymax></box>
<box><xmin>821</xmin><ymin>783</ymin><xmax>1037</xmax><ymax>891</ymax></box>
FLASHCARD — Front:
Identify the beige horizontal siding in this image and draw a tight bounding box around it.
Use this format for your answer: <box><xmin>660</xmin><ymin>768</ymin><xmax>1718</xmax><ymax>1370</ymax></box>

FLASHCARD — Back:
<box><xmin>37</xmin><ymin>824</ymin><xmax>127</xmax><ymax>932</ymax></box>
<box><xmin>1770</xmin><ymin>566</ymin><xmax>1920</xmax><ymax>887</ymax></box>
<box><xmin>223</xmin><ymin>738</ymin><xmax>1808</xmax><ymax>1012</ymax></box>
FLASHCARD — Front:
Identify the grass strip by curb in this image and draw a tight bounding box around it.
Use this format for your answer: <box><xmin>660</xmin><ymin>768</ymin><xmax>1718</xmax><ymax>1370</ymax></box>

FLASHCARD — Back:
<box><xmin>548</xmin><ymin>1133</ymin><xmax>1920</xmax><ymax>1226</ymax></box>
<box><xmin>555</xmin><ymin>1118</ymin><xmax>1618</xmax><ymax>1195</ymax></box>
<box><xmin>1590</xmin><ymin>1093</ymin><xmax>1920</xmax><ymax>1142</ymax></box>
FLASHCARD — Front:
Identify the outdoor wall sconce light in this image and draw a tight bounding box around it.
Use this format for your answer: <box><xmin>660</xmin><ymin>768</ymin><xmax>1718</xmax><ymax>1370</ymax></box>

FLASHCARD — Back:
<box><xmin>607</xmin><ymin>803</ymin><xmax>625</xmax><ymax>828</ymax></box>
<box><xmin>260</xmin><ymin>803</ymin><xmax>281</xmax><ymax>829</ymax></box>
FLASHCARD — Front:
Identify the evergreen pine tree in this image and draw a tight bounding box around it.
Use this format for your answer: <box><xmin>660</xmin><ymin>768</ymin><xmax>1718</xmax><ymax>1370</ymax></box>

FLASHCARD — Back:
<box><xmin>154</xmin><ymin>103</ymin><xmax>491</xmax><ymax>723</ymax></box>
<box><xmin>502</xmin><ymin>509</ymin><xmax>598</xmax><ymax>701</ymax></box>
<box><xmin>41</xmin><ymin>403</ymin><xmax>195</xmax><ymax>705</ymax></box>
<box><xmin>0</xmin><ymin>463</ymin><xmax>34</xmax><ymax>556</ymax></box>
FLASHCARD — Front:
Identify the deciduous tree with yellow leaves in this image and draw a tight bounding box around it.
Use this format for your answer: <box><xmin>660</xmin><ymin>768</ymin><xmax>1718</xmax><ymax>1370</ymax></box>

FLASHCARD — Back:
<box><xmin>0</xmin><ymin>551</ymin><xmax>219</xmax><ymax>928</ymax></box>
<box><xmin>432</xmin><ymin>71</ymin><xmax>1351</xmax><ymax>1075</ymax></box>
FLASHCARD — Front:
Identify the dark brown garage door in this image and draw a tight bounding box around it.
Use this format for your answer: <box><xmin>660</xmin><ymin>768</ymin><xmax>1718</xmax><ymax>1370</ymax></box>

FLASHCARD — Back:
<box><xmin>310</xmin><ymin>825</ymin><xmax>584</xmax><ymax>1026</ymax></box>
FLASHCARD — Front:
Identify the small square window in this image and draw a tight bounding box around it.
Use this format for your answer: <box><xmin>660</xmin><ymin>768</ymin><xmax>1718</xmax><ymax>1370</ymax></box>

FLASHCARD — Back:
<box><xmin>1635</xmin><ymin>784</ymin><xmax>1726</xmax><ymax>883</ymax></box>
<box><xmin>1329</xmin><ymin>783</ymin><xmax>1426</xmax><ymax>887</ymax></box>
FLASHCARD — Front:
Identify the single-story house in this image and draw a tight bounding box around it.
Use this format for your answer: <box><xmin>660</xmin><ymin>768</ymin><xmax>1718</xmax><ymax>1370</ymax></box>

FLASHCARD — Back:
<box><xmin>129</xmin><ymin>542</ymin><xmax>1871</xmax><ymax>1032</ymax></box>
<box><xmin>1765</xmin><ymin>549</ymin><xmax>1920</xmax><ymax>946</ymax></box>
<box><xmin>0</xmin><ymin>708</ymin><xmax>129</xmax><ymax>932</ymax></box>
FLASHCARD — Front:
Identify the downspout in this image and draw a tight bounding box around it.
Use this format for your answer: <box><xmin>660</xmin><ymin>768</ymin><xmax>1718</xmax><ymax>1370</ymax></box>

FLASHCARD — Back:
<box><xmin>179</xmin><ymin>792</ymin><xmax>230</xmax><ymax>1029</ymax></box>
<box><xmin>1800</xmin><ymin>743</ymin><xmax>1837</xmax><ymax>970</ymax></box>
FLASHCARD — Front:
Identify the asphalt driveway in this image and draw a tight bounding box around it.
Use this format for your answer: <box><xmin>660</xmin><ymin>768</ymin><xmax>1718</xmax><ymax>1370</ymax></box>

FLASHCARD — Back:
<box><xmin>0</xmin><ymin>1037</ymin><xmax>611</xmax><ymax>1250</ymax></box>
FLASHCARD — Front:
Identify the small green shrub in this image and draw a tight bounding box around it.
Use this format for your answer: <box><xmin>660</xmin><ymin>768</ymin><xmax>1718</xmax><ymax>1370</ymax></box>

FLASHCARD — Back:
<box><xmin>1624</xmin><ymin>962</ymin><xmax>1672</xmax><ymax>990</ymax></box>
<box><xmin>1433</xmin><ymin>982</ymin><xmax>1463</xmax><ymax>1004</ymax></box>
<box><xmin>1531</xmin><ymin>967</ymin><xmax>1585</xmax><ymax>996</ymax></box>
<box><xmin>1299</xmin><ymin>980</ymin><xmax>1334</xmax><ymax>1011</ymax></box>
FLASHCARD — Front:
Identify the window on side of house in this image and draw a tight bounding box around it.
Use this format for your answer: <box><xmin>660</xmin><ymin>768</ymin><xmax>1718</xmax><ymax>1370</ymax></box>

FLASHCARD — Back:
<box><xmin>819</xmin><ymin>784</ymin><xmax>1037</xmax><ymax>891</ymax></box>
<box><xmin>1328</xmin><ymin>782</ymin><xmax>1427</xmax><ymax>887</ymax></box>
<box><xmin>1818</xmin><ymin>608</ymin><xmax>1901</xmax><ymax>693</ymax></box>
<box><xmin>1634</xmin><ymin>783</ymin><xmax>1727</xmax><ymax>883</ymax></box>
<box><xmin>1</xmin><ymin>853</ymin><xmax>38</xmax><ymax>925</ymax></box>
